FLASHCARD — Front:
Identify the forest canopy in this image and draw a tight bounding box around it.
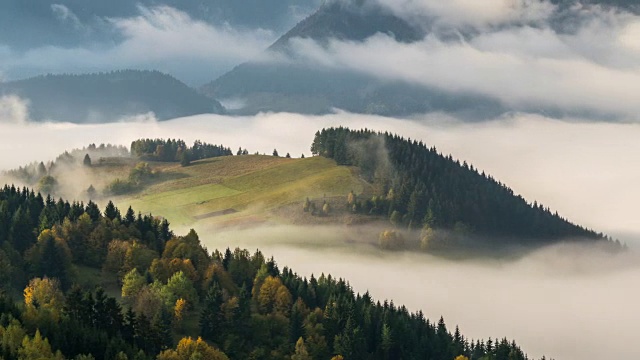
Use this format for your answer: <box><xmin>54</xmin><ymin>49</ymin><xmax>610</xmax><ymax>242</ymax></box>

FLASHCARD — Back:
<box><xmin>0</xmin><ymin>185</ymin><xmax>539</xmax><ymax>360</ymax></box>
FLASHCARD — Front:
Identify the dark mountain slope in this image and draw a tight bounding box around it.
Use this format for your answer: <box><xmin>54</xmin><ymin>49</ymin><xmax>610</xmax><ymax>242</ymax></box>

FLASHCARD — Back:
<box><xmin>270</xmin><ymin>0</ymin><xmax>423</xmax><ymax>49</ymax></box>
<box><xmin>1</xmin><ymin>70</ymin><xmax>224</xmax><ymax>123</ymax></box>
<box><xmin>204</xmin><ymin>0</ymin><xmax>639</xmax><ymax>118</ymax></box>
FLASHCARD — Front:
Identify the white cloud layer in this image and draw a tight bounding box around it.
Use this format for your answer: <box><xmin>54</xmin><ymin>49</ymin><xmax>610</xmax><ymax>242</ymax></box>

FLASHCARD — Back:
<box><xmin>0</xmin><ymin>95</ymin><xmax>30</xmax><ymax>124</ymax></box>
<box><xmin>1</xmin><ymin>109</ymin><xmax>640</xmax><ymax>360</ymax></box>
<box><xmin>376</xmin><ymin>0</ymin><xmax>556</xmax><ymax>27</ymax></box>
<box><xmin>1</xmin><ymin>110</ymin><xmax>640</xmax><ymax>240</ymax></box>
<box><xmin>202</xmin><ymin>229</ymin><xmax>640</xmax><ymax>360</ymax></box>
<box><xmin>0</xmin><ymin>6</ymin><xmax>276</xmax><ymax>85</ymax></box>
<box><xmin>278</xmin><ymin>1</ymin><xmax>640</xmax><ymax>120</ymax></box>
<box><xmin>51</xmin><ymin>4</ymin><xmax>84</xmax><ymax>31</ymax></box>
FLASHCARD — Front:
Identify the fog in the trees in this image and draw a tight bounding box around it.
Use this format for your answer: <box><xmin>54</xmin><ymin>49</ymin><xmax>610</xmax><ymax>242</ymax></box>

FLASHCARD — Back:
<box><xmin>198</xmin><ymin>223</ymin><xmax>640</xmax><ymax>360</ymax></box>
<box><xmin>1</xmin><ymin>109</ymin><xmax>639</xmax><ymax>241</ymax></box>
<box><xmin>1</xmin><ymin>105</ymin><xmax>639</xmax><ymax>360</ymax></box>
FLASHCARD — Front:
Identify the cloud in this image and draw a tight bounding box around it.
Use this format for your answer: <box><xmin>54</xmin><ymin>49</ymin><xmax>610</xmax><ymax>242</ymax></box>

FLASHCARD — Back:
<box><xmin>376</xmin><ymin>0</ymin><xmax>556</xmax><ymax>28</ymax></box>
<box><xmin>2</xmin><ymin>109</ymin><xmax>640</xmax><ymax>360</ymax></box>
<box><xmin>201</xmin><ymin>227</ymin><xmax>640</xmax><ymax>360</ymax></box>
<box><xmin>51</xmin><ymin>4</ymin><xmax>84</xmax><ymax>31</ymax></box>
<box><xmin>0</xmin><ymin>95</ymin><xmax>30</xmax><ymax>124</ymax></box>
<box><xmin>109</xmin><ymin>6</ymin><xmax>274</xmax><ymax>66</ymax></box>
<box><xmin>0</xmin><ymin>6</ymin><xmax>276</xmax><ymax>85</ymax></box>
<box><xmin>272</xmin><ymin>1</ymin><xmax>640</xmax><ymax>120</ymax></box>
<box><xmin>1</xmin><ymin>110</ymin><xmax>640</xmax><ymax>240</ymax></box>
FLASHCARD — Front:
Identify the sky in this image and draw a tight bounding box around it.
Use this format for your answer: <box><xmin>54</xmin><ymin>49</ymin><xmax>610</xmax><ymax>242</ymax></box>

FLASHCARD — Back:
<box><xmin>278</xmin><ymin>0</ymin><xmax>640</xmax><ymax>120</ymax></box>
<box><xmin>0</xmin><ymin>3</ymin><xmax>283</xmax><ymax>85</ymax></box>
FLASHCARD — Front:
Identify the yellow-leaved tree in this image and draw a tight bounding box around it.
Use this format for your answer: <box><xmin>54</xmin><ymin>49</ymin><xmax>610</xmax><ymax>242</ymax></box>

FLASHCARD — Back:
<box><xmin>18</xmin><ymin>329</ymin><xmax>64</xmax><ymax>360</ymax></box>
<box><xmin>156</xmin><ymin>336</ymin><xmax>228</xmax><ymax>360</ymax></box>
<box><xmin>23</xmin><ymin>277</ymin><xmax>64</xmax><ymax>329</ymax></box>
<box><xmin>174</xmin><ymin>298</ymin><xmax>187</xmax><ymax>329</ymax></box>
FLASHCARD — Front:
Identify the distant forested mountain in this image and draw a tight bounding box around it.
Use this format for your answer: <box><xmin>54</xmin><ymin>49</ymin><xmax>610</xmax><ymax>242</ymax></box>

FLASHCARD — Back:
<box><xmin>203</xmin><ymin>0</ymin><xmax>639</xmax><ymax>118</ymax></box>
<box><xmin>0</xmin><ymin>70</ymin><xmax>224</xmax><ymax>123</ymax></box>
<box><xmin>0</xmin><ymin>185</ymin><xmax>537</xmax><ymax>360</ymax></box>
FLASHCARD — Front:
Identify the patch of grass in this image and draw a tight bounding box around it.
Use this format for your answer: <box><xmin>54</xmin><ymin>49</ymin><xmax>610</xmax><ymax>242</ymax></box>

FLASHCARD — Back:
<box><xmin>112</xmin><ymin>155</ymin><xmax>368</xmax><ymax>227</ymax></box>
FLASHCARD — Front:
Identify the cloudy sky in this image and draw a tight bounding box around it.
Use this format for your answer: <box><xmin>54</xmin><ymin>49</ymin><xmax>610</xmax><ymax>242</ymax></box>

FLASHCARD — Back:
<box><xmin>0</xmin><ymin>1</ymin><xmax>310</xmax><ymax>85</ymax></box>
<box><xmin>279</xmin><ymin>0</ymin><xmax>640</xmax><ymax>120</ymax></box>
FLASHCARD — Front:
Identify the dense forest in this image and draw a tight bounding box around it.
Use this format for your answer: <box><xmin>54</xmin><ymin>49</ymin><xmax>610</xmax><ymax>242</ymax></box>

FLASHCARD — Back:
<box><xmin>311</xmin><ymin>127</ymin><xmax>619</xmax><ymax>249</ymax></box>
<box><xmin>0</xmin><ymin>185</ymin><xmax>541</xmax><ymax>359</ymax></box>
<box><xmin>130</xmin><ymin>139</ymin><xmax>233</xmax><ymax>164</ymax></box>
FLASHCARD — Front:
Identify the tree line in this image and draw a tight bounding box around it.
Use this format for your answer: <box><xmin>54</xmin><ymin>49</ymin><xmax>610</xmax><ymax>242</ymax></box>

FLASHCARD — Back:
<box><xmin>130</xmin><ymin>139</ymin><xmax>232</xmax><ymax>165</ymax></box>
<box><xmin>0</xmin><ymin>185</ymin><xmax>544</xmax><ymax>359</ymax></box>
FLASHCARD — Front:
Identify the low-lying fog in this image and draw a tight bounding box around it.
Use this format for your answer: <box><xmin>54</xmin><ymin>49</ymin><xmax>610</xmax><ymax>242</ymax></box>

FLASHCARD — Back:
<box><xmin>1</xmin><ymin>109</ymin><xmax>639</xmax><ymax>242</ymax></box>
<box><xmin>200</xmin><ymin>224</ymin><xmax>640</xmax><ymax>360</ymax></box>
<box><xmin>2</xmin><ymin>109</ymin><xmax>639</xmax><ymax>359</ymax></box>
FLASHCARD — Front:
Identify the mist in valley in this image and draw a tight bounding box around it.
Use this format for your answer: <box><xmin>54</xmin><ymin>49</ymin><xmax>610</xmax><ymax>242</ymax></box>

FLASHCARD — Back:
<box><xmin>199</xmin><ymin>223</ymin><xmax>640</xmax><ymax>360</ymax></box>
<box><xmin>0</xmin><ymin>110</ymin><xmax>637</xmax><ymax>359</ymax></box>
<box><xmin>2</xmin><ymin>1</ymin><xmax>639</xmax><ymax>359</ymax></box>
<box><xmin>1</xmin><ymin>109</ymin><xmax>639</xmax><ymax>241</ymax></box>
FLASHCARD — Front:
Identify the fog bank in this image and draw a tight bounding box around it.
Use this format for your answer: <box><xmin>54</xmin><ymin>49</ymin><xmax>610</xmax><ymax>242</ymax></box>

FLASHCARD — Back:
<box><xmin>1</xmin><ymin>111</ymin><xmax>639</xmax><ymax>242</ymax></box>
<box><xmin>201</xmin><ymin>224</ymin><xmax>640</xmax><ymax>360</ymax></box>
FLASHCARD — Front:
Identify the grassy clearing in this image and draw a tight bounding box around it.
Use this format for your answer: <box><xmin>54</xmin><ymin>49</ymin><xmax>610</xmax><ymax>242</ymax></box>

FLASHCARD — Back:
<box><xmin>112</xmin><ymin>155</ymin><xmax>368</xmax><ymax>227</ymax></box>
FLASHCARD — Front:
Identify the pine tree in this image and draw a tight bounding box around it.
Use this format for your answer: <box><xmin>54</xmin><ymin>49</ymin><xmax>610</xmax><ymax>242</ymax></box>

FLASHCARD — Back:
<box><xmin>83</xmin><ymin>154</ymin><xmax>92</xmax><ymax>167</ymax></box>
<box><xmin>200</xmin><ymin>281</ymin><xmax>224</xmax><ymax>345</ymax></box>
<box><xmin>104</xmin><ymin>201</ymin><xmax>120</xmax><ymax>221</ymax></box>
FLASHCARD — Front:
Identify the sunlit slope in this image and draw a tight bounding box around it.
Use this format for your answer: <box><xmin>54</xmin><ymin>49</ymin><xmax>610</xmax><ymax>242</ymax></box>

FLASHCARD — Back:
<box><xmin>118</xmin><ymin>155</ymin><xmax>365</xmax><ymax>227</ymax></box>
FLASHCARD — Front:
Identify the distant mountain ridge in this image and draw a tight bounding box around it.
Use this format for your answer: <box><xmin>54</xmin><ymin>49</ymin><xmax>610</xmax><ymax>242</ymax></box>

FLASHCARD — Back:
<box><xmin>269</xmin><ymin>0</ymin><xmax>424</xmax><ymax>50</ymax></box>
<box><xmin>0</xmin><ymin>70</ymin><xmax>224</xmax><ymax>123</ymax></box>
<box><xmin>203</xmin><ymin>0</ymin><xmax>640</xmax><ymax>118</ymax></box>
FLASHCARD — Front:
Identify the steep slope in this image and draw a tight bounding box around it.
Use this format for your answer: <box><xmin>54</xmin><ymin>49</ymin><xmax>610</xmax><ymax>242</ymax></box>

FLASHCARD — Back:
<box><xmin>201</xmin><ymin>1</ymin><xmax>453</xmax><ymax>117</ymax></box>
<box><xmin>269</xmin><ymin>0</ymin><xmax>423</xmax><ymax>49</ymax></box>
<box><xmin>311</xmin><ymin>127</ymin><xmax>617</xmax><ymax>247</ymax></box>
<box><xmin>0</xmin><ymin>70</ymin><xmax>224</xmax><ymax>123</ymax></box>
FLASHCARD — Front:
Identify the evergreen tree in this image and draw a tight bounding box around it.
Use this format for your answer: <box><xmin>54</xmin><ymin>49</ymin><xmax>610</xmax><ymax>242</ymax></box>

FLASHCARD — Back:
<box><xmin>83</xmin><ymin>154</ymin><xmax>92</xmax><ymax>167</ymax></box>
<box><xmin>200</xmin><ymin>281</ymin><xmax>225</xmax><ymax>345</ymax></box>
<box><xmin>104</xmin><ymin>201</ymin><xmax>120</xmax><ymax>221</ymax></box>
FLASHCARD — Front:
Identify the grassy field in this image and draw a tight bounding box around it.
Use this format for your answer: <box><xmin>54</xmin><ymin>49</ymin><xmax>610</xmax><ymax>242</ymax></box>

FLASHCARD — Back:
<box><xmin>111</xmin><ymin>155</ymin><xmax>369</xmax><ymax>228</ymax></box>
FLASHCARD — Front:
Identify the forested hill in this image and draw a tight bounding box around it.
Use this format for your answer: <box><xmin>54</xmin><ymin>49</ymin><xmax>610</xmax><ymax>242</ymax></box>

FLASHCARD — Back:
<box><xmin>0</xmin><ymin>185</ymin><xmax>537</xmax><ymax>359</ymax></box>
<box><xmin>312</xmin><ymin>127</ymin><xmax>618</xmax><ymax>248</ymax></box>
<box><xmin>0</xmin><ymin>70</ymin><xmax>224</xmax><ymax>123</ymax></box>
<box><xmin>269</xmin><ymin>0</ymin><xmax>423</xmax><ymax>50</ymax></box>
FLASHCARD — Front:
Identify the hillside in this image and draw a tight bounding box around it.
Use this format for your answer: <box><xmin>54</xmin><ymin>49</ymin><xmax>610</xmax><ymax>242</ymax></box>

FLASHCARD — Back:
<box><xmin>0</xmin><ymin>186</ymin><xmax>537</xmax><ymax>360</ymax></box>
<box><xmin>117</xmin><ymin>155</ymin><xmax>368</xmax><ymax>227</ymax></box>
<box><xmin>1</xmin><ymin>131</ymin><xmax>621</xmax><ymax>252</ymax></box>
<box><xmin>0</xmin><ymin>70</ymin><xmax>224</xmax><ymax>123</ymax></box>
